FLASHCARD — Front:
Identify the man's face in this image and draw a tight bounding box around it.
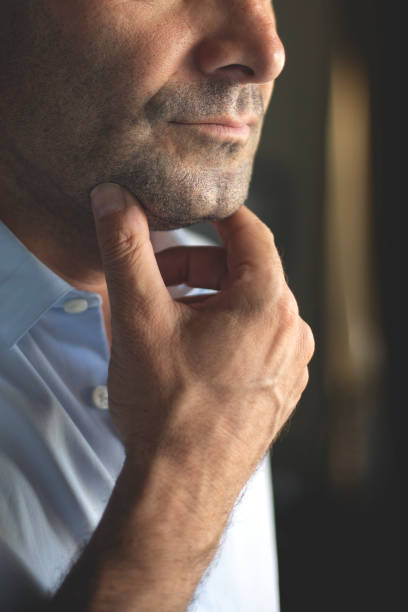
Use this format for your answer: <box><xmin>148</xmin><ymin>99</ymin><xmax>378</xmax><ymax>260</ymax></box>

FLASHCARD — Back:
<box><xmin>0</xmin><ymin>1</ymin><xmax>285</xmax><ymax>230</ymax></box>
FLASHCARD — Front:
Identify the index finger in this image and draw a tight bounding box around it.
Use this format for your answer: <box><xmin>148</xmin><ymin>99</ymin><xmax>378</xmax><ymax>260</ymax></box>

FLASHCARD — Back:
<box><xmin>212</xmin><ymin>205</ymin><xmax>285</xmax><ymax>291</ymax></box>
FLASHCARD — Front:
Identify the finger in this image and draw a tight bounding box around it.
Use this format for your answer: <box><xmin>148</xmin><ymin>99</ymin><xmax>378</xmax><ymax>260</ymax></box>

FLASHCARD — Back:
<box><xmin>287</xmin><ymin>367</ymin><xmax>310</xmax><ymax>413</ymax></box>
<box><xmin>211</xmin><ymin>206</ymin><xmax>285</xmax><ymax>295</ymax></box>
<box><xmin>90</xmin><ymin>183</ymin><xmax>173</xmax><ymax>323</ymax></box>
<box><xmin>155</xmin><ymin>246</ymin><xmax>227</xmax><ymax>290</ymax></box>
<box><xmin>175</xmin><ymin>293</ymin><xmax>218</xmax><ymax>306</ymax></box>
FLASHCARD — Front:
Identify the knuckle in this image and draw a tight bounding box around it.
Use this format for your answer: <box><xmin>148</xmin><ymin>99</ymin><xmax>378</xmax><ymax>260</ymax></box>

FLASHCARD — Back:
<box><xmin>277</xmin><ymin>294</ymin><xmax>299</xmax><ymax>330</ymax></box>
<box><xmin>302</xmin><ymin>367</ymin><xmax>310</xmax><ymax>390</ymax></box>
<box><xmin>235</xmin><ymin>260</ymin><xmax>256</xmax><ymax>284</ymax></box>
<box><xmin>100</xmin><ymin>227</ymin><xmax>145</xmax><ymax>269</ymax></box>
<box><xmin>282</xmin><ymin>307</ymin><xmax>298</xmax><ymax>332</ymax></box>
<box><xmin>300</xmin><ymin>321</ymin><xmax>315</xmax><ymax>362</ymax></box>
<box><xmin>291</xmin><ymin>368</ymin><xmax>310</xmax><ymax>408</ymax></box>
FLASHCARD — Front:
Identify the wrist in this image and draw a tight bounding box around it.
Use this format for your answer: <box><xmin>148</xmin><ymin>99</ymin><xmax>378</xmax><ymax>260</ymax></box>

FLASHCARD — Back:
<box><xmin>120</xmin><ymin>453</ymin><xmax>224</xmax><ymax>556</ymax></box>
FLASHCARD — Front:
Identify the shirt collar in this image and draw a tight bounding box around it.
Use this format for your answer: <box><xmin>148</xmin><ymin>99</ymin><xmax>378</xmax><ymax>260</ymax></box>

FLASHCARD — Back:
<box><xmin>0</xmin><ymin>220</ymin><xmax>196</xmax><ymax>349</ymax></box>
<box><xmin>0</xmin><ymin>220</ymin><xmax>73</xmax><ymax>349</ymax></box>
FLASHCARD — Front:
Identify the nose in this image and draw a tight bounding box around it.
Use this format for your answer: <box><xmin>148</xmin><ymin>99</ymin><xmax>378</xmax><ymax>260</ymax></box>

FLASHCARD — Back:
<box><xmin>194</xmin><ymin>0</ymin><xmax>286</xmax><ymax>84</ymax></box>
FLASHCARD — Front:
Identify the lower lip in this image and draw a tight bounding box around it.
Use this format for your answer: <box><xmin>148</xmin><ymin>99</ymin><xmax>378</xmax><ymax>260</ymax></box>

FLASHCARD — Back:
<box><xmin>172</xmin><ymin>122</ymin><xmax>251</xmax><ymax>141</ymax></box>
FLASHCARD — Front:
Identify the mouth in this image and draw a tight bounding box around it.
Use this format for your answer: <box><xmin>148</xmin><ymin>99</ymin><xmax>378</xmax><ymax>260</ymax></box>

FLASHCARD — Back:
<box><xmin>169</xmin><ymin>118</ymin><xmax>255</xmax><ymax>142</ymax></box>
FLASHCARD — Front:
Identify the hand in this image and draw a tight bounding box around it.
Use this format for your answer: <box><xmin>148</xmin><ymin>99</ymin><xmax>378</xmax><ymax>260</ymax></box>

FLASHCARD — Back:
<box><xmin>90</xmin><ymin>182</ymin><xmax>314</xmax><ymax>528</ymax></box>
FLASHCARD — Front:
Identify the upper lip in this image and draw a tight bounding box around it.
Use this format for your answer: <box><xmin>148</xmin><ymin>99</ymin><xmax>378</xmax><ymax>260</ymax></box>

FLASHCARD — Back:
<box><xmin>171</xmin><ymin>117</ymin><xmax>258</xmax><ymax>128</ymax></box>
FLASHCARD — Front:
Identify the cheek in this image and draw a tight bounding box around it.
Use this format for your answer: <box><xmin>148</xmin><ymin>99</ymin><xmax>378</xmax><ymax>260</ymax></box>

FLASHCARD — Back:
<box><xmin>113</xmin><ymin>16</ymin><xmax>194</xmax><ymax>98</ymax></box>
<box><xmin>55</xmin><ymin>1</ymin><xmax>194</xmax><ymax>99</ymax></box>
<box><xmin>43</xmin><ymin>0</ymin><xmax>98</xmax><ymax>26</ymax></box>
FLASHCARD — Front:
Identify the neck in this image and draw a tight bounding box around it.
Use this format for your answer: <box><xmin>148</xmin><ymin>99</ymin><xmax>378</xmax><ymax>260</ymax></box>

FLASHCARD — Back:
<box><xmin>1</xmin><ymin>199</ymin><xmax>106</xmax><ymax>290</ymax></box>
<box><xmin>0</xmin><ymin>174</ymin><xmax>112</xmax><ymax>346</ymax></box>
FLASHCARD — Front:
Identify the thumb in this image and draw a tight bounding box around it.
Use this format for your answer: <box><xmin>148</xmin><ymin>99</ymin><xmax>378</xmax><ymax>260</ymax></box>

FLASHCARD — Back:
<box><xmin>90</xmin><ymin>182</ymin><xmax>172</xmax><ymax>325</ymax></box>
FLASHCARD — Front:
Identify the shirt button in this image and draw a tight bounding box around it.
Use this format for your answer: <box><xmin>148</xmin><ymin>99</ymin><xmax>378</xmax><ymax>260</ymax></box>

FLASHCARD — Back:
<box><xmin>64</xmin><ymin>298</ymin><xmax>89</xmax><ymax>314</ymax></box>
<box><xmin>92</xmin><ymin>385</ymin><xmax>109</xmax><ymax>410</ymax></box>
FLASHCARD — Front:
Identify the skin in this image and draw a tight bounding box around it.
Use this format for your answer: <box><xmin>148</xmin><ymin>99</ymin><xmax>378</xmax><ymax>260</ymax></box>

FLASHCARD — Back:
<box><xmin>0</xmin><ymin>2</ymin><xmax>315</xmax><ymax>610</ymax></box>
<box><xmin>0</xmin><ymin>0</ymin><xmax>285</xmax><ymax>343</ymax></box>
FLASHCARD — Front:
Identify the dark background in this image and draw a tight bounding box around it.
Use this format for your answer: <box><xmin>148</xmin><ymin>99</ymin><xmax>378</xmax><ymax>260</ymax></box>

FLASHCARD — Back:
<box><xmin>196</xmin><ymin>1</ymin><xmax>404</xmax><ymax>610</ymax></box>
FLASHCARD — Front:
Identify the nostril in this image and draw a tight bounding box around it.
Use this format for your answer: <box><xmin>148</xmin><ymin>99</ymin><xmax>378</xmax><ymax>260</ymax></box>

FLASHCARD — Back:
<box><xmin>220</xmin><ymin>64</ymin><xmax>255</xmax><ymax>76</ymax></box>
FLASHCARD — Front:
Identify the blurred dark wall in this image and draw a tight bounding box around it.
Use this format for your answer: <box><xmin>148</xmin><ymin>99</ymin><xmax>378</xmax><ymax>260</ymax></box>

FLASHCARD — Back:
<box><xmin>252</xmin><ymin>0</ymin><xmax>330</xmax><ymax>484</ymax></box>
<box><xmin>262</xmin><ymin>2</ymin><xmax>402</xmax><ymax>611</ymax></box>
<box><xmin>195</xmin><ymin>1</ymin><xmax>403</xmax><ymax>610</ymax></box>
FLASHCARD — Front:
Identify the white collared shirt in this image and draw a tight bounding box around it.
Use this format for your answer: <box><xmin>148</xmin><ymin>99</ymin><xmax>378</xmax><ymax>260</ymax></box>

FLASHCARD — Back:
<box><xmin>0</xmin><ymin>220</ymin><xmax>280</xmax><ymax>611</ymax></box>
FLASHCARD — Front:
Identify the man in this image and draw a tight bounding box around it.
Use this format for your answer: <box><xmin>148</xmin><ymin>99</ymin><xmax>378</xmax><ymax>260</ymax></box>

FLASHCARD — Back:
<box><xmin>0</xmin><ymin>1</ymin><xmax>314</xmax><ymax>610</ymax></box>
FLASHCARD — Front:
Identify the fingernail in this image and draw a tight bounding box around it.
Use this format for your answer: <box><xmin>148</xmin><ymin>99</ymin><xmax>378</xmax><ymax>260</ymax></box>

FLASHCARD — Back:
<box><xmin>90</xmin><ymin>183</ymin><xmax>126</xmax><ymax>218</ymax></box>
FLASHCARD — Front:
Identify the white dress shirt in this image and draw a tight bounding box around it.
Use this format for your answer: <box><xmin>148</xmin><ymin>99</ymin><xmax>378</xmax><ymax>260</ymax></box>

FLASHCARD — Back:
<box><xmin>0</xmin><ymin>220</ymin><xmax>280</xmax><ymax>611</ymax></box>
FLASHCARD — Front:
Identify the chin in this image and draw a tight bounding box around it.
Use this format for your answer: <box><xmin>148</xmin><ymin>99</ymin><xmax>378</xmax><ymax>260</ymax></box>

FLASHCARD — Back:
<box><xmin>142</xmin><ymin>201</ymin><xmax>242</xmax><ymax>232</ymax></box>
<box><xmin>145</xmin><ymin>216</ymin><xmax>195</xmax><ymax>231</ymax></box>
<box><xmin>106</xmin><ymin>163</ymin><xmax>251</xmax><ymax>230</ymax></box>
<box><xmin>142</xmin><ymin>209</ymin><xmax>217</xmax><ymax>232</ymax></box>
